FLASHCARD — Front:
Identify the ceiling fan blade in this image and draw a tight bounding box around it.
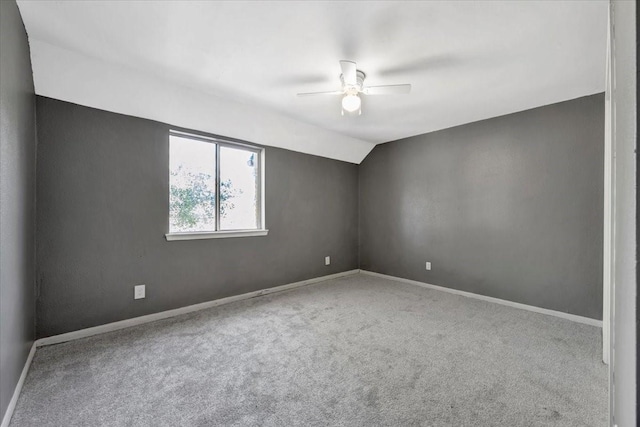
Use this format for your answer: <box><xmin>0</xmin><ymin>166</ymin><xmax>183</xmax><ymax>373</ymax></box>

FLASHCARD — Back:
<box><xmin>297</xmin><ymin>90</ymin><xmax>344</xmax><ymax>97</ymax></box>
<box><xmin>340</xmin><ymin>60</ymin><xmax>357</xmax><ymax>85</ymax></box>
<box><xmin>362</xmin><ymin>84</ymin><xmax>412</xmax><ymax>95</ymax></box>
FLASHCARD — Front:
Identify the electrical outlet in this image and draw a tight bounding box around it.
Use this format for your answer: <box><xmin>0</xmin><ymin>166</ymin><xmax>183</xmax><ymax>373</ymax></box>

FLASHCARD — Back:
<box><xmin>325</xmin><ymin>256</ymin><xmax>331</xmax><ymax>266</ymax></box>
<box><xmin>134</xmin><ymin>284</ymin><xmax>146</xmax><ymax>300</ymax></box>
<box><xmin>426</xmin><ymin>262</ymin><xmax>431</xmax><ymax>271</ymax></box>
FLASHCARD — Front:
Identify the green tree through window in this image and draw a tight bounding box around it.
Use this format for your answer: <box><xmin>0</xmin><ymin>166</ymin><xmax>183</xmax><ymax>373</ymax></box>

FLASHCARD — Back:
<box><xmin>168</xmin><ymin>132</ymin><xmax>261</xmax><ymax>233</ymax></box>
<box><xmin>169</xmin><ymin>166</ymin><xmax>241</xmax><ymax>230</ymax></box>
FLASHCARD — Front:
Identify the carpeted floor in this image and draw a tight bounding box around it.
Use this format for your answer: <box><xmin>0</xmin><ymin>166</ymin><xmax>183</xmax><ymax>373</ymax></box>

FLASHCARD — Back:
<box><xmin>10</xmin><ymin>273</ymin><xmax>607</xmax><ymax>426</ymax></box>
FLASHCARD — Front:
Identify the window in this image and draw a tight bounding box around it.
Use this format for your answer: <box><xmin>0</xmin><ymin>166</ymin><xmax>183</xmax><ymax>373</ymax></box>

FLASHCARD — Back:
<box><xmin>166</xmin><ymin>131</ymin><xmax>266</xmax><ymax>240</ymax></box>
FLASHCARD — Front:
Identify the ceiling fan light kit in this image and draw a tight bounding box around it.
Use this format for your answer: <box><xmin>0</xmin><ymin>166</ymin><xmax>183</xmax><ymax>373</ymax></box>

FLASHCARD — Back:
<box><xmin>297</xmin><ymin>60</ymin><xmax>411</xmax><ymax>116</ymax></box>
<box><xmin>342</xmin><ymin>94</ymin><xmax>361</xmax><ymax>114</ymax></box>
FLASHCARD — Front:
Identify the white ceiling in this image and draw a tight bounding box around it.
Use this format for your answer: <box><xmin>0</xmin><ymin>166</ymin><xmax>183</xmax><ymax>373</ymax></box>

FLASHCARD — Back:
<box><xmin>17</xmin><ymin>1</ymin><xmax>608</xmax><ymax>164</ymax></box>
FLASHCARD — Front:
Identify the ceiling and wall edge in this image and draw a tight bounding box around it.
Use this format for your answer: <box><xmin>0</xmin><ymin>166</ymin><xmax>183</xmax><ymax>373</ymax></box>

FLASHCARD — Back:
<box><xmin>17</xmin><ymin>1</ymin><xmax>608</xmax><ymax>165</ymax></box>
<box><xmin>30</xmin><ymin>35</ymin><xmax>607</xmax><ymax>165</ymax></box>
<box><xmin>27</xmin><ymin>39</ymin><xmax>376</xmax><ymax>164</ymax></box>
<box><xmin>26</xmin><ymin>37</ymin><xmax>606</xmax><ymax>166</ymax></box>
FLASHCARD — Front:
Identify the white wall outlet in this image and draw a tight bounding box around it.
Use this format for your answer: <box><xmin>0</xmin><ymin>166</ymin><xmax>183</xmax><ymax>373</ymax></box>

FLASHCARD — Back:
<box><xmin>426</xmin><ymin>262</ymin><xmax>432</xmax><ymax>270</ymax></box>
<box><xmin>134</xmin><ymin>284</ymin><xmax>146</xmax><ymax>300</ymax></box>
<box><xmin>325</xmin><ymin>256</ymin><xmax>331</xmax><ymax>266</ymax></box>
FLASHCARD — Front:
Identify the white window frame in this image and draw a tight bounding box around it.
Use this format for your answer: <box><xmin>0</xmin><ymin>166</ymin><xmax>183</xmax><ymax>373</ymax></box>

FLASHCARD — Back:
<box><xmin>165</xmin><ymin>130</ymin><xmax>267</xmax><ymax>241</ymax></box>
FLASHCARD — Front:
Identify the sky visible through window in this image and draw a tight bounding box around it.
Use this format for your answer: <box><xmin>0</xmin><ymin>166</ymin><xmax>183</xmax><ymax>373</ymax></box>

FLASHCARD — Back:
<box><xmin>169</xmin><ymin>135</ymin><xmax>258</xmax><ymax>232</ymax></box>
<box><xmin>220</xmin><ymin>146</ymin><xmax>258</xmax><ymax>230</ymax></box>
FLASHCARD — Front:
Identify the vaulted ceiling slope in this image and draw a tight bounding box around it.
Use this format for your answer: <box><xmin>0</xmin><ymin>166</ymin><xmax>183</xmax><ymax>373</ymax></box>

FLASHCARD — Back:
<box><xmin>17</xmin><ymin>1</ymin><xmax>607</xmax><ymax>164</ymax></box>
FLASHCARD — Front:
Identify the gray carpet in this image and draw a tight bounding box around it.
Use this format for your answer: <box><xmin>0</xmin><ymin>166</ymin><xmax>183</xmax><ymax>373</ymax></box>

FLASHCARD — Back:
<box><xmin>10</xmin><ymin>273</ymin><xmax>607</xmax><ymax>426</ymax></box>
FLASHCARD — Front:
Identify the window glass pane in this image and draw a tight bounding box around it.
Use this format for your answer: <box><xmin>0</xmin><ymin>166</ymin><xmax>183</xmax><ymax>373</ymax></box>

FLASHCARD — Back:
<box><xmin>169</xmin><ymin>135</ymin><xmax>217</xmax><ymax>232</ymax></box>
<box><xmin>220</xmin><ymin>146</ymin><xmax>259</xmax><ymax>230</ymax></box>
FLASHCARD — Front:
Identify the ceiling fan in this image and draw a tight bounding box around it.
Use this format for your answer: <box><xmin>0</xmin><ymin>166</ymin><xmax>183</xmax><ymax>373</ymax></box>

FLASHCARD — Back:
<box><xmin>297</xmin><ymin>60</ymin><xmax>411</xmax><ymax>116</ymax></box>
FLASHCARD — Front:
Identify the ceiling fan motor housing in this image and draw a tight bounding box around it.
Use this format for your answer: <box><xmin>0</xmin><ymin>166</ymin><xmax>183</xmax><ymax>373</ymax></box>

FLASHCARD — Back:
<box><xmin>341</xmin><ymin>70</ymin><xmax>366</xmax><ymax>92</ymax></box>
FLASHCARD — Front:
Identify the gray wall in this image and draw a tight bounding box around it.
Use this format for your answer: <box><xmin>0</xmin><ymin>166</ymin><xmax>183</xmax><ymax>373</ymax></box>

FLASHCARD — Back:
<box><xmin>360</xmin><ymin>94</ymin><xmax>604</xmax><ymax>320</ymax></box>
<box><xmin>35</xmin><ymin>97</ymin><xmax>359</xmax><ymax>338</ymax></box>
<box><xmin>0</xmin><ymin>0</ymin><xmax>37</xmax><ymax>421</ymax></box>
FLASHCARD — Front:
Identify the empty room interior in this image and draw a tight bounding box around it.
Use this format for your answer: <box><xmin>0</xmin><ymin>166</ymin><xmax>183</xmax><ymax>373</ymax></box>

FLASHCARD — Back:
<box><xmin>0</xmin><ymin>1</ymin><xmax>637</xmax><ymax>426</ymax></box>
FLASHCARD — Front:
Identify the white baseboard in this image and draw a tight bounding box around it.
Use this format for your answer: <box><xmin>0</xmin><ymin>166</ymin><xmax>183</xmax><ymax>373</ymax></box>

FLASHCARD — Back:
<box><xmin>36</xmin><ymin>269</ymin><xmax>360</xmax><ymax>347</ymax></box>
<box><xmin>1</xmin><ymin>342</ymin><xmax>37</xmax><ymax>427</ymax></box>
<box><xmin>359</xmin><ymin>270</ymin><xmax>603</xmax><ymax>328</ymax></box>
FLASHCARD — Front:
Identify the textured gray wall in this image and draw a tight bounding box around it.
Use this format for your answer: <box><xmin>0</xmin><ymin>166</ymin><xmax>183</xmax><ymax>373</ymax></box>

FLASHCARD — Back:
<box><xmin>0</xmin><ymin>0</ymin><xmax>37</xmax><ymax>420</ymax></box>
<box><xmin>637</xmin><ymin>0</ymin><xmax>639</xmax><ymax>415</ymax></box>
<box><xmin>360</xmin><ymin>94</ymin><xmax>604</xmax><ymax>320</ymax></box>
<box><xmin>35</xmin><ymin>97</ymin><xmax>359</xmax><ymax>338</ymax></box>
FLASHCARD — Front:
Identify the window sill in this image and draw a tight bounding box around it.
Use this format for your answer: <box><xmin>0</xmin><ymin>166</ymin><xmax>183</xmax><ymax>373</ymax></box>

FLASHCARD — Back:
<box><xmin>165</xmin><ymin>229</ymin><xmax>269</xmax><ymax>241</ymax></box>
